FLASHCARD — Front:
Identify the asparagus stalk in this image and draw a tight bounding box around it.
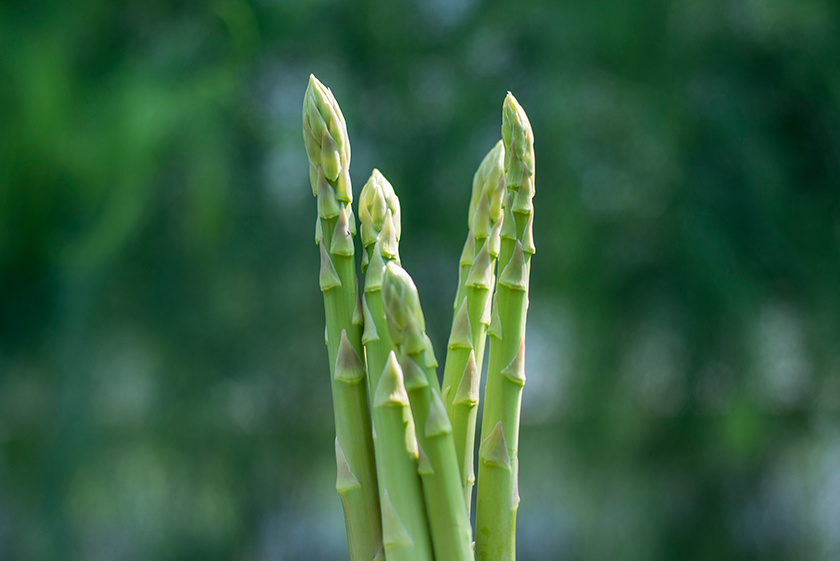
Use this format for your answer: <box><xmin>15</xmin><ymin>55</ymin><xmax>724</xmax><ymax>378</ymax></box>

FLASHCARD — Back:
<box><xmin>382</xmin><ymin>262</ymin><xmax>474</xmax><ymax>561</ymax></box>
<box><xmin>475</xmin><ymin>93</ymin><xmax>535</xmax><ymax>561</ymax></box>
<box><xmin>373</xmin><ymin>352</ymin><xmax>435</xmax><ymax>561</ymax></box>
<box><xmin>359</xmin><ymin>169</ymin><xmax>402</xmax><ymax>389</ymax></box>
<box><xmin>359</xmin><ymin>170</ymin><xmax>435</xmax><ymax>561</ymax></box>
<box><xmin>441</xmin><ymin>141</ymin><xmax>506</xmax><ymax>512</ymax></box>
<box><xmin>303</xmin><ymin>75</ymin><xmax>382</xmax><ymax>561</ymax></box>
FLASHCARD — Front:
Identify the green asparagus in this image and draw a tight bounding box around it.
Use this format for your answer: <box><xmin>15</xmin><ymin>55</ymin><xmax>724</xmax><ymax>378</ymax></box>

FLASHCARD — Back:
<box><xmin>303</xmin><ymin>75</ymin><xmax>381</xmax><ymax>561</ymax></box>
<box><xmin>441</xmin><ymin>141</ymin><xmax>506</xmax><ymax>513</ymax></box>
<box><xmin>382</xmin><ymin>262</ymin><xmax>474</xmax><ymax>561</ymax></box>
<box><xmin>359</xmin><ymin>169</ymin><xmax>435</xmax><ymax>561</ymax></box>
<box><xmin>475</xmin><ymin>93</ymin><xmax>535</xmax><ymax>561</ymax></box>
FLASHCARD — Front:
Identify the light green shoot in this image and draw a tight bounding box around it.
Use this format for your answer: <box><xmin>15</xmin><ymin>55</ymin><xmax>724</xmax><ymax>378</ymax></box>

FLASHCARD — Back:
<box><xmin>382</xmin><ymin>262</ymin><xmax>474</xmax><ymax>561</ymax></box>
<box><xmin>303</xmin><ymin>75</ymin><xmax>381</xmax><ymax>561</ymax></box>
<box><xmin>475</xmin><ymin>93</ymin><xmax>535</xmax><ymax>561</ymax></box>
<box><xmin>442</xmin><ymin>140</ymin><xmax>506</xmax><ymax>514</ymax></box>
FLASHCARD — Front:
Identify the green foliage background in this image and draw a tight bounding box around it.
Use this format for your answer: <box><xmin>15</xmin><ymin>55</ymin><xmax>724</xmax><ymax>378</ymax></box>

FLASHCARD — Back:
<box><xmin>1</xmin><ymin>1</ymin><xmax>839</xmax><ymax>559</ymax></box>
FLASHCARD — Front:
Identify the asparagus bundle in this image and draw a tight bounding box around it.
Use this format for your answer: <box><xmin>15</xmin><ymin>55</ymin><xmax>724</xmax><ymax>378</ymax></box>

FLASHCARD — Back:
<box><xmin>303</xmin><ymin>77</ymin><xmax>534</xmax><ymax>561</ymax></box>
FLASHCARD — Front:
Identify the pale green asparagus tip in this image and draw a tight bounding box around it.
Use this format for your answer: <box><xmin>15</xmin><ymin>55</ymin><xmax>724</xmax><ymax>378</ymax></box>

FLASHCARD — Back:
<box><xmin>381</xmin><ymin>262</ymin><xmax>427</xmax><ymax>356</ymax></box>
<box><xmin>468</xmin><ymin>140</ymin><xmax>506</xmax><ymax>229</ymax></box>
<box><xmin>359</xmin><ymin>169</ymin><xmax>402</xmax><ymax>270</ymax></box>
<box><xmin>501</xmin><ymin>92</ymin><xmax>535</xmax><ymax>199</ymax></box>
<box><xmin>303</xmin><ymin>75</ymin><xmax>352</xmax><ymax>201</ymax></box>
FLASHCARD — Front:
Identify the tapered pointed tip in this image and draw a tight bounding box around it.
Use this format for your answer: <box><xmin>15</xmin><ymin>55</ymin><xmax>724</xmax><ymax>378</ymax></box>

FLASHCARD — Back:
<box><xmin>352</xmin><ymin>281</ymin><xmax>364</xmax><ymax>326</ymax></box>
<box><xmin>453</xmin><ymin>350</ymin><xmax>480</xmax><ymax>405</ymax></box>
<box><xmin>380</xmin><ymin>209</ymin><xmax>399</xmax><ymax>260</ymax></box>
<box><xmin>360</xmin><ymin>169</ymin><xmax>401</xmax><ymax>249</ymax></box>
<box><xmin>498</xmin><ymin>240</ymin><xmax>529</xmax><ymax>291</ymax></box>
<box><xmin>319</xmin><ymin>243</ymin><xmax>342</xmax><ymax>291</ymax></box>
<box><xmin>489</xmin><ymin>217</ymin><xmax>503</xmax><ymax>257</ymax></box>
<box><xmin>423</xmin><ymin>334</ymin><xmax>439</xmax><ymax>369</ymax></box>
<box><xmin>521</xmin><ymin>210</ymin><xmax>535</xmax><ymax>254</ymax></box>
<box><xmin>488</xmin><ymin>294</ymin><xmax>503</xmax><ymax>340</ymax></box>
<box><xmin>372</xmin><ymin>545</ymin><xmax>386</xmax><ymax>561</ymax></box>
<box><xmin>417</xmin><ymin>445</ymin><xmax>434</xmax><ymax>476</ymax></box>
<box><xmin>459</xmin><ymin>231</ymin><xmax>476</xmax><ymax>267</ymax></box>
<box><xmin>316</xmin><ymin>168</ymin><xmax>340</xmax><ymax>219</ymax></box>
<box><xmin>381</xmin><ymin>489</ymin><xmax>414</xmax><ymax>552</ymax></box>
<box><xmin>473</xmin><ymin>193</ymin><xmax>493</xmax><ymax>240</ymax></box>
<box><xmin>361</xmin><ymin>295</ymin><xmax>379</xmax><ymax>344</ymax></box>
<box><xmin>400</xmin><ymin>353</ymin><xmax>429</xmax><ymax>392</ymax></box>
<box><xmin>466</xmin><ymin>238</ymin><xmax>493</xmax><ymax>289</ymax></box>
<box><xmin>335</xmin><ymin>438</ymin><xmax>361</xmax><ymax>494</ymax></box>
<box><xmin>373</xmin><ymin>351</ymin><xmax>410</xmax><ymax>408</ymax></box>
<box><xmin>501</xmin><ymin>337</ymin><xmax>526</xmax><ymax>386</ymax></box>
<box><xmin>425</xmin><ymin>390</ymin><xmax>452</xmax><ymax>438</ymax></box>
<box><xmin>503</xmin><ymin>91</ymin><xmax>532</xmax><ymax>136</ymax></box>
<box><xmin>480</xmin><ymin>288</ymin><xmax>493</xmax><ymax>325</ymax></box>
<box><xmin>335</xmin><ymin>330</ymin><xmax>365</xmax><ymax>384</ymax></box>
<box><xmin>448</xmin><ymin>299</ymin><xmax>474</xmax><ymax>350</ymax></box>
<box><xmin>330</xmin><ymin>204</ymin><xmax>355</xmax><ymax>257</ymax></box>
<box><xmin>364</xmin><ymin>241</ymin><xmax>386</xmax><ymax>293</ymax></box>
<box><xmin>479</xmin><ymin>421</ymin><xmax>511</xmax><ymax>470</ymax></box>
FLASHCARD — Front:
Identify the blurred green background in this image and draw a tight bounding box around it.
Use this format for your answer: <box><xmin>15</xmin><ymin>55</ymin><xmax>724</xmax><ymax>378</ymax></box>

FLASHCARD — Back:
<box><xmin>1</xmin><ymin>0</ymin><xmax>839</xmax><ymax>559</ymax></box>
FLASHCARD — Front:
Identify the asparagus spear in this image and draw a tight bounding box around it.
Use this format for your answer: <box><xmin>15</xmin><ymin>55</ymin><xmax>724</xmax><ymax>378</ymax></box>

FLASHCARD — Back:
<box><xmin>475</xmin><ymin>93</ymin><xmax>535</xmax><ymax>561</ymax></box>
<box><xmin>382</xmin><ymin>262</ymin><xmax>474</xmax><ymax>561</ymax></box>
<box><xmin>441</xmin><ymin>141</ymin><xmax>506</xmax><ymax>513</ymax></box>
<box><xmin>359</xmin><ymin>170</ymin><xmax>435</xmax><ymax>561</ymax></box>
<box><xmin>303</xmin><ymin>75</ymin><xmax>382</xmax><ymax>561</ymax></box>
<box><xmin>373</xmin><ymin>352</ymin><xmax>435</xmax><ymax>561</ymax></box>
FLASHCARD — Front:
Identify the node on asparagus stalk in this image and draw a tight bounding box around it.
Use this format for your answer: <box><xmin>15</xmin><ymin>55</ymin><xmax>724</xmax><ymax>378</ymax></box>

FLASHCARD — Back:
<box><xmin>382</xmin><ymin>262</ymin><xmax>475</xmax><ymax>561</ymax></box>
<box><xmin>302</xmin><ymin>75</ymin><xmax>382</xmax><ymax>561</ymax></box>
<box><xmin>475</xmin><ymin>93</ymin><xmax>535</xmax><ymax>561</ymax></box>
<box><xmin>441</xmin><ymin>140</ymin><xmax>506</xmax><ymax>514</ymax></box>
<box><xmin>359</xmin><ymin>170</ymin><xmax>434</xmax><ymax>561</ymax></box>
